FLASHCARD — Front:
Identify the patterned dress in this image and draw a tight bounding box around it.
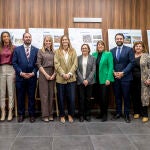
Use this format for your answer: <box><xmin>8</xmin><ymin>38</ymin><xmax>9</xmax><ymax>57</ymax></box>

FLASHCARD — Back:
<box><xmin>140</xmin><ymin>53</ymin><xmax>150</xmax><ymax>106</ymax></box>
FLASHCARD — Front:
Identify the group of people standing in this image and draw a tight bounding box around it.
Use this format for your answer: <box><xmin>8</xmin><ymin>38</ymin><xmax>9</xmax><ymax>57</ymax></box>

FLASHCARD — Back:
<box><xmin>0</xmin><ymin>31</ymin><xmax>149</xmax><ymax>124</ymax></box>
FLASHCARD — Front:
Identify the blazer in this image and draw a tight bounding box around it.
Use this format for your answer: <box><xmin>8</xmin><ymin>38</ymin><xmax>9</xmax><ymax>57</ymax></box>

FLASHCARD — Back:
<box><xmin>76</xmin><ymin>54</ymin><xmax>96</xmax><ymax>85</ymax></box>
<box><xmin>110</xmin><ymin>45</ymin><xmax>135</xmax><ymax>81</ymax></box>
<box><xmin>12</xmin><ymin>45</ymin><xmax>39</xmax><ymax>82</ymax></box>
<box><xmin>92</xmin><ymin>51</ymin><xmax>114</xmax><ymax>84</ymax></box>
<box><xmin>54</xmin><ymin>48</ymin><xmax>77</xmax><ymax>84</ymax></box>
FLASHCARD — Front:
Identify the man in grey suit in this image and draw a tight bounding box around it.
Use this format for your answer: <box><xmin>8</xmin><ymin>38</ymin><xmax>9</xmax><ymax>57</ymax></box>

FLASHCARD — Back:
<box><xmin>76</xmin><ymin>44</ymin><xmax>96</xmax><ymax>122</ymax></box>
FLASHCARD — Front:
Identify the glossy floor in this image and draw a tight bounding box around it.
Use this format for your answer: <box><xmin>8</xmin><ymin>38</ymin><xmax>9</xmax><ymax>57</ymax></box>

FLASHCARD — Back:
<box><xmin>0</xmin><ymin>113</ymin><xmax>150</xmax><ymax>150</ymax></box>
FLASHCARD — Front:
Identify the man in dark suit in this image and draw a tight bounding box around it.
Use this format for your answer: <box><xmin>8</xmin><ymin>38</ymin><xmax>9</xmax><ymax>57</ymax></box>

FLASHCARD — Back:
<box><xmin>12</xmin><ymin>32</ymin><xmax>38</xmax><ymax>123</ymax></box>
<box><xmin>110</xmin><ymin>33</ymin><xmax>135</xmax><ymax>123</ymax></box>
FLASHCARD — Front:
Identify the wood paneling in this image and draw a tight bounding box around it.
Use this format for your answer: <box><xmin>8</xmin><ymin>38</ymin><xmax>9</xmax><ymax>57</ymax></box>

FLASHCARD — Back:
<box><xmin>0</xmin><ymin>0</ymin><xmax>149</xmax><ymax>48</ymax></box>
<box><xmin>0</xmin><ymin>0</ymin><xmax>149</xmax><ymax>108</ymax></box>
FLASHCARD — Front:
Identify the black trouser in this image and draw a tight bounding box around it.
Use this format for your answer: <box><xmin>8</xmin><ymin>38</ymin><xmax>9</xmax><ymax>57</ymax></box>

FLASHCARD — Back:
<box><xmin>95</xmin><ymin>83</ymin><xmax>109</xmax><ymax>117</ymax></box>
<box><xmin>77</xmin><ymin>84</ymin><xmax>93</xmax><ymax>117</ymax></box>
<box><xmin>131</xmin><ymin>76</ymin><xmax>142</xmax><ymax>115</ymax></box>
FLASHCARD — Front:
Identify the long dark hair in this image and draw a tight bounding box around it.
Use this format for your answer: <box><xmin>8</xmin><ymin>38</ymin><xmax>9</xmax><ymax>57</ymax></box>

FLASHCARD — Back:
<box><xmin>0</xmin><ymin>31</ymin><xmax>13</xmax><ymax>52</ymax></box>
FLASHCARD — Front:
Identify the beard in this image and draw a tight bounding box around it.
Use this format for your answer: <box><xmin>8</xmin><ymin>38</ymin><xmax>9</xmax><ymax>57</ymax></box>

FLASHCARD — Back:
<box><xmin>24</xmin><ymin>40</ymin><xmax>31</xmax><ymax>45</ymax></box>
<box><xmin>116</xmin><ymin>41</ymin><xmax>123</xmax><ymax>46</ymax></box>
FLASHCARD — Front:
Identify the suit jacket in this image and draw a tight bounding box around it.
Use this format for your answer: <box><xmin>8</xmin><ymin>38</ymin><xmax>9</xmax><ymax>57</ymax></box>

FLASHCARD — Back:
<box><xmin>92</xmin><ymin>51</ymin><xmax>114</xmax><ymax>84</ymax></box>
<box><xmin>110</xmin><ymin>45</ymin><xmax>135</xmax><ymax>81</ymax></box>
<box><xmin>76</xmin><ymin>54</ymin><xmax>96</xmax><ymax>85</ymax></box>
<box><xmin>12</xmin><ymin>45</ymin><xmax>39</xmax><ymax>82</ymax></box>
<box><xmin>54</xmin><ymin>48</ymin><xmax>77</xmax><ymax>84</ymax></box>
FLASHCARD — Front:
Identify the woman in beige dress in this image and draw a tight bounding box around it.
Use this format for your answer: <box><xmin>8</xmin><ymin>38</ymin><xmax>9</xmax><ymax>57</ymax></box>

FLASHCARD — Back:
<box><xmin>36</xmin><ymin>35</ymin><xmax>56</xmax><ymax>122</ymax></box>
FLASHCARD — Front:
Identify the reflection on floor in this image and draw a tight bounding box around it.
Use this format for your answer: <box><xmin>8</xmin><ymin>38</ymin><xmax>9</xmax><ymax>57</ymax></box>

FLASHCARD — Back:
<box><xmin>0</xmin><ymin>112</ymin><xmax>150</xmax><ymax>150</ymax></box>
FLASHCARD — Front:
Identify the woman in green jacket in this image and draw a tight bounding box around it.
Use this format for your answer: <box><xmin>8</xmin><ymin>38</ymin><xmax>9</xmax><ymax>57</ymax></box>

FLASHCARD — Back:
<box><xmin>92</xmin><ymin>40</ymin><xmax>114</xmax><ymax>121</ymax></box>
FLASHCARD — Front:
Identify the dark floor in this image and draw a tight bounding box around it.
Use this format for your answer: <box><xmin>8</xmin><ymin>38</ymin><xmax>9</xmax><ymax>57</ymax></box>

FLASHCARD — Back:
<box><xmin>0</xmin><ymin>112</ymin><xmax>150</xmax><ymax>150</ymax></box>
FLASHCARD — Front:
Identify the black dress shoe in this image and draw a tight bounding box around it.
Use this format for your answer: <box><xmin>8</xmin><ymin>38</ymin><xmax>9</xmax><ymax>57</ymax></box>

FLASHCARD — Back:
<box><xmin>85</xmin><ymin>116</ymin><xmax>91</xmax><ymax>122</ymax></box>
<box><xmin>30</xmin><ymin>117</ymin><xmax>35</xmax><ymax>123</ymax></box>
<box><xmin>101</xmin><ymin>115</ymin><xmax>107</xmax><ymax>122</ymax></box>
<box><xmin>96</xmin><ymin>114</ymin><xmax>103</xmax><ymax>119</ymax></box>
<box><xmin>124</xmin><ymin>115</ymin><xmax>131</xmax><ymax>123</ymax></box>
<box><xmin>113</xmin><ymin>114</ymin><xmax>122</xmax><ymax>119</ymax></box>
<box><xmin>18</xmin><ymin>116</ymin><xmax>24</xmax><ymax>123</ymax></box>
<box><xmin>79</xmin><ymin>116</ymin><xmax>84</xmax><ymax>122</ymax></box>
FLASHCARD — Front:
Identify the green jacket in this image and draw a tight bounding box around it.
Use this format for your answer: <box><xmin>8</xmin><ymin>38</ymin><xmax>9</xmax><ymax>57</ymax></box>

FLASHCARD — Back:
<box><xmin>92</xmin><ymin>51</ymin><xmax>114</xmax><ymax>84</ymax></box>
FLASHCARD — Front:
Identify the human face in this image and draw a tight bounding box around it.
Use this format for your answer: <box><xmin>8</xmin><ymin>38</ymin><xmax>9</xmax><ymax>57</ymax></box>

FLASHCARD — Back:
<box><xmin>23</xmin><ymin>33</ymin><xmax>32</xmax><ymax>46</ymax></box>
<box><xmin>81</xmin><ymin>45</ymin><xmax>89</xmax><ymax>56</ymax></box>
<box><xmin>134</xmin><ymin>44</ymin><xmax>143</xmax><ymax>54</ymax></box>
<box><xmin>2</xmin><ymin>33</ymin><xmax>10</xmax><ymax>45</ymax></box>
<box><xmin>62</xmin><ymin>36</ymin><xmax>69</xmax><ymax>48</ymax></box>
<box><xmin>115</xmin><ymin>35</ymin><xmax>124</xmax><ymax>46</ymax></box>
<box><xmin>44</xmin><ymin>37</ymin><xmax>52</xmax><ymax>49</ymax></box>
<box><xmin>97</xmin><ymin>43</ymin><xmax>104</xmax><ymax>52</ymax></box>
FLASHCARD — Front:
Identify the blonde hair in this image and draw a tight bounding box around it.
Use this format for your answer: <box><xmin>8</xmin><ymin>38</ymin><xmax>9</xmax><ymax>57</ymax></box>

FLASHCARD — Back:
<box><xmin>41</xmin><ymin>35</ymin><xmax>54</xmax><ymax>52</ymax></box>
<box><xmin>133</xmin><ymin>41</ymin><xmax>148</xmax><ymax>53</ymax></box>
<box><xmin>59</xmin><ymin>35</ymin><xmax>73</xmax><ymax>51</ymax></box>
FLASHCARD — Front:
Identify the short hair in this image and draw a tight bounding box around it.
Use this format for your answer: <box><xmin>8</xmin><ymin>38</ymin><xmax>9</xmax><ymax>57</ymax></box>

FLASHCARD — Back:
<box><xmin>133</xmin><ymin>41</ymin><xmax>148</xmax><ymax>53</ymax></box>
<box><xmin>23</xmin><ymin>32</ymin><xmax>32</xmax><ymax>38</ymax></box>
<box><xmin>115</xmin><ymin>33</ymin><xmax>125</xmax><ymax>39</ymax></box>
<box><xmin>81</xmin><ymin>43</ymin><xmax>91</xmax><ymax>54</ymax></box>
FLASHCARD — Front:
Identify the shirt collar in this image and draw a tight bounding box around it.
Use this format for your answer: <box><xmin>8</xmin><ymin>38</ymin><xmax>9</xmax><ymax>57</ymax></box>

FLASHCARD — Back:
<box><xmin>24</xmin><ymin>44</ymin><xmax>31</xmax><ymax>49</ymax></box>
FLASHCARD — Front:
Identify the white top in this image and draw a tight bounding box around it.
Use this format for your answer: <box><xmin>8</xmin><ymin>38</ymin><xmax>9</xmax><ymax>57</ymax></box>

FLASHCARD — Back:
<box><xmin>82</xmin><ymin>56</ymin><xmax>88</xmax><ymax>79</ymax></box>
<box><xmin>63</xmin><ymin>50</ymin><xmax>69</xmax><ymax>63</ymax></box>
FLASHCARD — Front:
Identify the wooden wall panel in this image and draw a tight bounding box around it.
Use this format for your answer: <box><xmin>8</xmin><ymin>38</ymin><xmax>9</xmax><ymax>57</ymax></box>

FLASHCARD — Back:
<box><xmin>0</xmin><ymin>0</ymin><xmax>149</xmax><ymax>108</ymax></box>
<box><xmin>0</xmin><ymin>0</ymin><xmax>149</xmax><ymax>43</ymax></box>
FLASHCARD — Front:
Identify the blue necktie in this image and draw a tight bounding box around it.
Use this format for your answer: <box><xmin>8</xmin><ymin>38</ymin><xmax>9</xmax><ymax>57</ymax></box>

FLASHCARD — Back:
<box><xmin>116</xmin><ymin>47</ymin><xmax>121</xmax><ymax>61</ymax></box>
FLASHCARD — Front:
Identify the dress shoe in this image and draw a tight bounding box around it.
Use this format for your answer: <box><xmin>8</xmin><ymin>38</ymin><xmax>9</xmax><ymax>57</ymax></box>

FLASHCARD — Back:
<box><xmin>142</xmin><ymin>117</ymin><xmax>148</xmax><ymax>123</ymax></box>
<box><xmin>85</xmin><ymin>116</ymin><xmax>91</xmax><ymax>122</ymax></box>
<box><xmin>7</xmin><ymin>109</ymin><xmax>13</xmax><ymax>121</ymax></box>
<box><xmin>42</xmin><ymin>117</ymin><xmax>49</xmax><ymax>122</ymax></box>
<box><xmin>113</xmin><ymin>113</ymin><xmax>122</xmax><ymax>119</ymax></box>
<box><xmin>30</xmin><ymin>117</ymin><xmax>35</xmax><ymax>123</ymax></box>
<box><xmin>79</xmin><ymin>116</ymin><xmax>84</xmax><ymax>122</ymax></box>
<box><xmin>49</xmin><ymin>115</ymin><xmax>54</xmax><ymax>121</ymax></box>
<box><xmin>0</xmin><ymin>108</ymin><xmax>6</xmax><ymax>121</ymax></box>
<box><xmin>60</xmin><ymin>117</ymin><xmax>65</xmax><ymax>123</ymax></box>
<box><xmin>101</xmin><ymin>115</ymin><xmax>107</xmax><ymax>122</ymax></box>
<box><xmin>124</xmin><ymin>115</ymin><xmax>131</xmax><ymax>123</ymax></box>
<box><xmin>134</xmin><ymin>114</ymin><xmax>140</xmax><ymax>119</ymax></box>
<box><xmin>18</xmin><ymin>116</ymin><xmax>24</xmax><ymax>123</ymax></box>
<box><xmin>96</xmin><ymin>114</ymin><xmax>103</xmax><ymax>119</ymax></box>
<box><xmin>68</xmin><ymin>115</ymin><xmax>73</xmax><ymax>123</ymax></box>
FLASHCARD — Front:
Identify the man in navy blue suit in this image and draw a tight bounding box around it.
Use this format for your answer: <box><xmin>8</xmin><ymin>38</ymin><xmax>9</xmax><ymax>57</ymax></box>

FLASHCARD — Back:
<box><xmin>12</xmin><ymin>32</ymin><xmax>38</xmax><ymax>123</ymax></box>
<box><xmin>110</xmin><ymin>33</ymin><xmax>135</xmax><ymax>123</ymax></box>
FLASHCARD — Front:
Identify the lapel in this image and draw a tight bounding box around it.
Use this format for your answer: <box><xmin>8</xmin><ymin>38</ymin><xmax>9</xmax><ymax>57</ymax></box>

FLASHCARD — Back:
<box><xmin>22</xmin><ymin>46</ymin><xmax>29</xmax><ymax>62</ymax></box>
<box><xmin>29</xmin><ymin>46</ymin><xmax>34</xmax><ymax>62</ymax></box>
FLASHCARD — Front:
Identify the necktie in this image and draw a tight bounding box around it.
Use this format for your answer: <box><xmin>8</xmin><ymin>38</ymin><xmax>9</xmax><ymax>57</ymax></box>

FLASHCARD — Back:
<box><xmin>116</xmin><ymin>47</ymin><xmax>121</xmax><ymax>61</ymax></box>
<box><xmin>26</xmin><ymin>48</ymin><xmax>30</xmax><ymax>60</ymax></box>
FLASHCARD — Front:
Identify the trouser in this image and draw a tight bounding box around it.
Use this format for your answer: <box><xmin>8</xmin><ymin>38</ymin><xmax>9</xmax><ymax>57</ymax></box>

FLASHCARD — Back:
<box><xmin>77</xmin><ymin>84</ymin><xmax>93</xmax><ymax>117</ymax></box>
<box><xmin>16</xmin><ymin>77</ymin><xmax>37</xmax><ymax>116</ymax></box>
<box><xmin>0</xmin><ymin>65</ymin><xmax>15</xmax><ymax>109</ymax></box>
<box><xmin>39</xmin><ymin>67</ymin><xmax>55</xmax><ymax>118</ymax></box>
<box><xmin>56</xmin><ymin>82</ymin><xmax>76</xmax><ymax>117</ymax></box>
<box><xmin>95</xmin><ymin>83</ymin><xmax>109</xmax><ymax>117</ymax></box>
<box><xmin>113</xmin><ymin>80</ymin><xmax>131</xmax><ymax>116</ymax></box>
<box><xmin>131</xmin><ymin>76</ymin><xmax>142</xmax><ymax>115</ymax></box>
